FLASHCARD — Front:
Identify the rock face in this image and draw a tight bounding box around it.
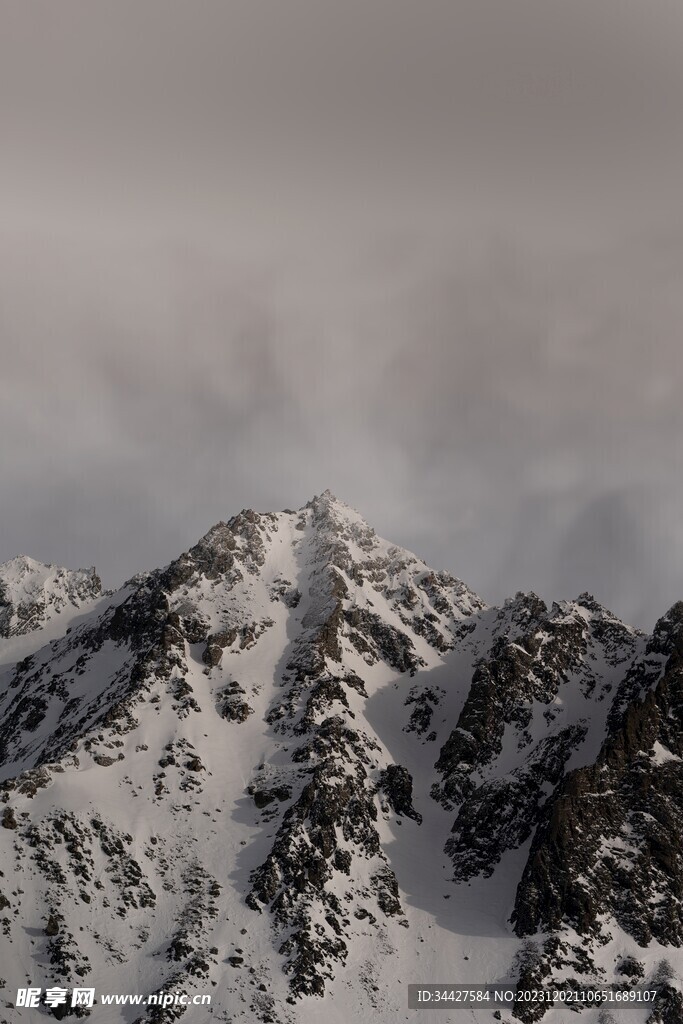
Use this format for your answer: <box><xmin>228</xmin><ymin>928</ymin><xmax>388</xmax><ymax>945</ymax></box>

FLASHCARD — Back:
<box><xmin>0</xmin><ymin>491</ymin><xmax>681</xmax><ymax>1023</ymax></box>
<box><xmin>512</xmin><ymin>603</ymin><xmax>683</xmax><ymax>952</ymax></box>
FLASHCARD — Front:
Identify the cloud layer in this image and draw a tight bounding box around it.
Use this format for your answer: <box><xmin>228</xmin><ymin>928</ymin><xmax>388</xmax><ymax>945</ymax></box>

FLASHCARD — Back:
<box><xmin>2</xmin><ymin>1</ymin><xmax>683</xmax><ymax>628</ymax></box>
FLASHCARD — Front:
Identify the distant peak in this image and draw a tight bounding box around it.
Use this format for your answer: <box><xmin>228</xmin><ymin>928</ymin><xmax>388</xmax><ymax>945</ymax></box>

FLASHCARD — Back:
<box><xmin>0</xmin><ymin>554</ymin><xmax>49</xmax><ymax>572</ymax></box>
<box><xmin>0</xmin><ymin>558</ymin><xmax>102</xmax><ymax>638</ymax></box>
<box><xmin>0</xmin><ymin>556</ymin><xmax>100</xmax><ymax>581</ymax></box>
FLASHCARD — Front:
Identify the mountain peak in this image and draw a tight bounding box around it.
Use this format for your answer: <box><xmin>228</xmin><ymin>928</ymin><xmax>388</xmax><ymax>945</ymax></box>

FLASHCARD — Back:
<box><xmin>3</xmin><ymin>500</ymin><xmax>682</xmax><ymax>1022</ymax></box>
<box><xmin>0</xmin><ymin>553</ymin><xmax>49</xmax><ymax>573</ymax></box>
<box><xmin>305</xmin><ymin>488</ymin><xmax>354</xmax><ymax>516</ymax></box>
<box><xmin>314</xmin><ymin>487</ymin><xmax>337</xmax><ymax>501</ymax></box>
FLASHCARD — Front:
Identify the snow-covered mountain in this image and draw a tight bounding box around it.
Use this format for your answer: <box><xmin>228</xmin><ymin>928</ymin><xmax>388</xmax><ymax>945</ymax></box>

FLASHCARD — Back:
<box><xmin>0</xmin><ymin>492</ymin><xmax>682</xmax><ymax>1023</ymax></box>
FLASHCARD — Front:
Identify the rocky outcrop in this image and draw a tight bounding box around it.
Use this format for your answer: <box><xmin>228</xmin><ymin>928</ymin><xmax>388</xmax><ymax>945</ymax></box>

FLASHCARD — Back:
<box><xmin>511</xmin><ymin>603</ymin><xmax>683</xmax><ymax>987</ymax></box>
<box><xmin>432</xmin><ymin>595</ymin><xmax>634</xmax><ymax>810</ymax></box>
<box><xmin>446</xmin><ymin>725</ymin><xmax>587</xmax><ymax>881</ymax></box>
<box><xmin>379</xmin><ymin>764</ymin><xmax>422</xmax><ymax>823</ymax></box>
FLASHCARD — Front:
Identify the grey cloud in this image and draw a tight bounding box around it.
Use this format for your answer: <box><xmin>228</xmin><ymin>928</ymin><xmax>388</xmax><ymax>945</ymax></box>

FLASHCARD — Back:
<box><xmin>3</xmin><ymin>0</ymin><xmax>683</xmax><ymax>234</ymax></box>
<box><xmin>1</xmin><ymin>2</ymin><xmax>683</xmax><ymax>630</ymax></box>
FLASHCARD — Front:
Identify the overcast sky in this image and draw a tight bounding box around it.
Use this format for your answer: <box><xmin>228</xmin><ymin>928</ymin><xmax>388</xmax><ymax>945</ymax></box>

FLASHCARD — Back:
<box><xmin>2</xmin><ymin>0</ymin><xmax>683</xmax><ymax>629</ymax></box>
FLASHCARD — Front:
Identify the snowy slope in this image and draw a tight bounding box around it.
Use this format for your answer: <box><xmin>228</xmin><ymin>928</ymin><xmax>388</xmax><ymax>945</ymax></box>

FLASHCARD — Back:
<box><xmin>0</xmin><ymin>493</ymin><xmax>681</xmax><ymax>1024</ymax></box>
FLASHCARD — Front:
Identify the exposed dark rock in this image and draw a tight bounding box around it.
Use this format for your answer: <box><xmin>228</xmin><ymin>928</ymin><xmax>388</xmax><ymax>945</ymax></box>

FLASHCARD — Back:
<box><xmin>371</xmin><ymin>865</ymin><xmax>404</xmax><ymax>917</ymax></box>
<box><xmin>512</xmin><ymin>604</ymin><xmax>683</xmax><ymax>954</ymax></box>
<box><xmin>249</xmin><ymin>785</ymin><xmax>292</xmax><ymax>809</ymax></box>
<box><xmin>345</xmin><ymin>608</ymin><xmax>425</xmax><ymax>674</ymax></box>
<box><xmin>45</xmin><ymin>913</ymin><xmax>60</xmax><ymax>936</ymax></box>
<box><xmin>404</xmin><ymin>685</ymin><xmax>443</xmax><ymax>737</ymax></box>
<box><xmin>617</xmin><ymin>955</ymin><xmax>644</xmax><ymax>979</ymax></box>
<box><xmin>379</xmin><ymin>764</ymin><xmax>422</xmax><ymax>823</ymax></box>
<box><xmin>1</xmin><ymin>806</ymin><xmax>17</xmax><ymax>830</ymax></box>
<box><xmin>446</xmin><ymin>725</ymin><xmax>587</xmax><ymax>880</ymax></box>
<box><xmin>202</xmin><ymin>630</ymin><xmax>238</xmax><ymax>667</ymax></box>
<box><xmin>93</xmin><ymin>754</ymin><xmax>117</xmax><ymax>767</ymax></box>
<box><xmin>432</xmin><ymin>597</ymin><xmax>624</xmax><ymax>808</ymax></box>
<box><xmin>216</xmin><ymin>683</ymin><xmax>254</xmax><ymax>723</ymax></box>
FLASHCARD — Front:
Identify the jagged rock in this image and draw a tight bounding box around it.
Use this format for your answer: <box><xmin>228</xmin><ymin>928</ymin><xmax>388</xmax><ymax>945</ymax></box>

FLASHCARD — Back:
<box><xmin>1</xmin><ymin>806</ymin><xmax>17</xmax><ymax>830</ymax></box>
<box><xmin>45</xmin><ymin>913</ymin><xmax>60</xmax><ymax>936</ymax></box>
<box><xmin>647</xmin><ymin>984</ymin><xmax>683</xmax><ymax>1024</ymax></box>
<box><xmin>617</xmin><ymin>955</ymin><xmax>644</xmax><ymax>979</ymax></box>
<box><xmin>202</xmin><ymin>629</ymin><xmax>238</xmax><ymax>667</ymax></box>
<box><xmin>379</xmin><ymin>764</ymin><xmax>422</xmax><ymax>823</ymax></box>
<box><xmin>93</xmin><ymin>754</ymin><xmax>118</xmax><ymax>766</ymax></box>
<box><xmin>371</xmin><ymin>866</ymin><xmax>404</xmax><ymax>917</ymax></box>
<box><xmin>446</xmin><ymin>725</ymin><xmax>587</xmax><ymax>880</ymax></box>
<box><xmin>216</xmin><ymin>683</ymin><xmax>254</xmax><ymax>723</ymax></box>
<box><xmin>345</xmin><ymin>607</ymin><xmax>425</xmax><ymax>674</ymax></box>
<box><xmin>249</xmin><ymin>785</ymin><xmax>292</xmax><ymax>809</ymax></box>
<box><xmin>510</xmin><ymin>603</ymin><xmax>683</xmax><ymax>994</ymax></box>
